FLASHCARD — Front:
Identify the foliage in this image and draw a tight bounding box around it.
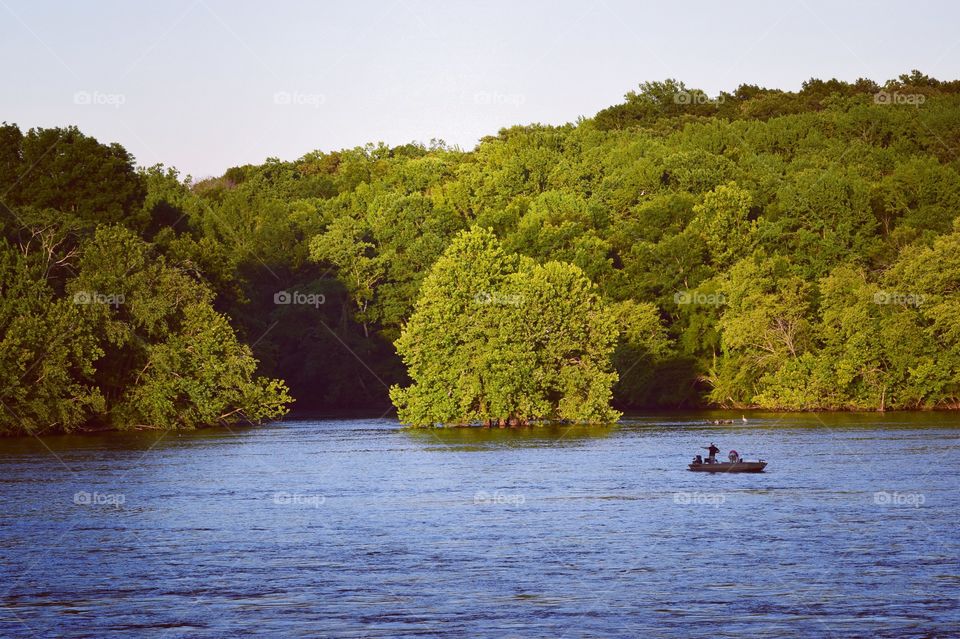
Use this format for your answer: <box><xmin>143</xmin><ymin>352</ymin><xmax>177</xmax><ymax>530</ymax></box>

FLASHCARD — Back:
<box><xmin>0</xmin><ymin>124</ymin><xmax>144</xmax><ymax>227</ymax></box>
<box><xmin>0</xmin><ymin>213</ymin><xmax>291</xmax><ymax>435</ymax></box>
<box><xmin>390</xmin><ymin>228</ymin><xmax>621</xmax><ymax>426</ymax></box>
<box><xmin>4</xmin><ymin>70</ymin><xmax>960</xmax><ymax>431</ymax></box>
<box><xmin>0</xmin><ymin>241</ymin><xmax>104</xmax><ymax>435</ymax></box>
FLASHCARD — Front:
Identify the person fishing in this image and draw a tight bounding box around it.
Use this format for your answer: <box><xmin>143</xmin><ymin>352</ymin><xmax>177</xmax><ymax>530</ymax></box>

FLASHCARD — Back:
<box><xmin>703</xmin><ymin>442</ymin><xmax>720</xmax><ymax>463</ymax></box>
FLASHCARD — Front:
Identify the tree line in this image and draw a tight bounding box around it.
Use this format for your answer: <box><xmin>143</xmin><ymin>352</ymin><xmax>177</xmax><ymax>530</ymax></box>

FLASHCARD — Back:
<box><xmin>2</xmin><ymin>70</ymin><xmax>960</xmax><ymax>433</ymax></box>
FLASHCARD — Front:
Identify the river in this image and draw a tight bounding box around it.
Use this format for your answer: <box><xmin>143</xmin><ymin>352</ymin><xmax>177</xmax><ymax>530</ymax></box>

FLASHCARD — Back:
<box><xmin>1</xmin><ymin>413</ymin><xmax>958</xmax><ymax>638</ymax></box>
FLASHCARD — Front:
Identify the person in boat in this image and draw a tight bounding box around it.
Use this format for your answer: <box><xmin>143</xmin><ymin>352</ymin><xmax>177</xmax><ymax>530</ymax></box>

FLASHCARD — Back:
<box><xmin>704</xmin><ymin>443</ymin><xmax>720</xmax><ymax>463</ymax></box>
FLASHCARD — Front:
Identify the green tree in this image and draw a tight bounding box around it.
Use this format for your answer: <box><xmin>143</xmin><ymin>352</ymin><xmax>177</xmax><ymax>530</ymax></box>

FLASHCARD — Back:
<box><xmin>67</xmin><ymin>226</ymin><xmax>293</xmax><ymax>430</ymax></box>
<box><xmin>4</xmin><ymin>125</ymin><xmax>145</xmax><ymax>226</ymax></box>
<box><xmin>120</xmin><ymin>304</ymin><xmax>292</xmax><ymax>429</ymax></box>
<box><xmin>689</xmin><ymin>182</ymin><xmax>757</xmax><ymax>268</ymax></box>
<box><xmin>309</xmin><ymin>215</ymin><xmax>384</xmax><ymax>336</ymax></box>
<box><xmin>710</xmin><ymin>254</ymin><xmax>816</xmax><ymax>406</ymax></box>
<box><xmin>609</xmin><ymin>300</ymin><xmax>671</xmax><ymax>407</ymax></box>
<box><xmin>390</xmin><ymin>227</ymin><xmax>620</xmax><ymax>426</ymax></box>
<box><xmin>0</xmin><ymin>241</ymin><xmax>104</xmax><ymax>435</ymax></box>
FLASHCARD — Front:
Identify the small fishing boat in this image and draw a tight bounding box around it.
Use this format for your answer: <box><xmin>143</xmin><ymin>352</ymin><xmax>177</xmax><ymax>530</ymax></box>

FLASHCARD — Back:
<box><xmin>689</xmin><ymin>449</ymin><xmax>767</xmax><ymax>473</ymax></box>
<box><xmin>688</xmin><ymin>460</ymin><xmax>767</xmax><ymax>473</ymax></box>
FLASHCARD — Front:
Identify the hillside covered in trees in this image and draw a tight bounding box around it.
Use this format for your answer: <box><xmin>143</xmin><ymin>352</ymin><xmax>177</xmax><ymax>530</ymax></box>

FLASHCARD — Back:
<box><xmin>3</xmin><ymin>70</ymin><xmax>960</xmax><ymax>434</ymax></box>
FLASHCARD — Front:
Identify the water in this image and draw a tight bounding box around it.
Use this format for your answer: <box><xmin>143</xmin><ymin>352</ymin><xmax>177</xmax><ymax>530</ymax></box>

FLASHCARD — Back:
<box><xmin>1</xmin><ymin>413</ymin><xmax>958</xmax><ymax>638</ymax></box>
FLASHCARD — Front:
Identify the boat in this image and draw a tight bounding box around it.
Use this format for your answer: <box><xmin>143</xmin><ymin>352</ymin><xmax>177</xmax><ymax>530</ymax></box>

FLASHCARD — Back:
<box><xmin>688</xmin><ymin>460</ymin><xmax>767</xmax><ymax>473</ymax></box>
<box><xmin>689</xmin><ymin>449</ymin><xmax>767</xmax><ymax>473</ymax></box>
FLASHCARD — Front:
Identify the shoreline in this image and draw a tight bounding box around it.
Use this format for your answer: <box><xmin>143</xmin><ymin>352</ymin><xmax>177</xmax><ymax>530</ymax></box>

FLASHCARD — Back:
<box><xmin>4</xmin><ymin>407</ymin><xmax>960</xmax><ymax>439</ymax></box>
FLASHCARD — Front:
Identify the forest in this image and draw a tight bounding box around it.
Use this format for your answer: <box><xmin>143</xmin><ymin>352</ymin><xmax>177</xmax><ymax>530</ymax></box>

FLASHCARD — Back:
<box><xmin>3</xmin><ymin>70</ymin><xmax>960</xmax><ymax>434</ymax></box>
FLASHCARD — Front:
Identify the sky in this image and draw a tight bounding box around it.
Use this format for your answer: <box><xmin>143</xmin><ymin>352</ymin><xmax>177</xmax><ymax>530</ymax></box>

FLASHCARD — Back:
<box><xmin>1</xmin><ymin>0</ymin><xmax>958</xmax><ymax>178</ymax></box>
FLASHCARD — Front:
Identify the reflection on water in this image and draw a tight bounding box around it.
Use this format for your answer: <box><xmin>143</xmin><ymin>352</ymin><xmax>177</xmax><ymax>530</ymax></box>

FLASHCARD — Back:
<box><xmin>1</xmin><ymin>413</ymin><xmax>958</xmax><ymax>638</ymax></box>
<box><xmin>0</xmin><ymin>422</ymin><xmax>269</xmax><ymax>455</ymax></box>
<box><xmin>404</xmin><ymin>422</ymin><xmax>618</xmax><ymax>449</ymax></box>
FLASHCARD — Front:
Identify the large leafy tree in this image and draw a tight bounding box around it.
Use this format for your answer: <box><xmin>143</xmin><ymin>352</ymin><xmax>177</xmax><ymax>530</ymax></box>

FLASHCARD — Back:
<box><xmin>68</xmin><ymin>226</ymin><xmax>292</xmax><ymax>429</ymax></box>
<box><xmin>689</xmin><ymin>182</ymin><xmax>757</xmax><ymax>269</ymax></box>
<box><xmin>709</xmin><ymin>254</ymin><xmax>817</xmax><ymax>407</ymax></box>
<box><xmin>390</xmin><ymin>227</ymin><xmax>620</xmax><ymax>426</ymax></box>
<box><xmin>0</xmin><ymin>215</ymin><xmax>292</xmax><ymax>434</ymax></box>
<box><xmin>1</xmin><ymin>125</ymin><xmax>145</xmax><ymax>227</ymax></box>
<box><xmin>122</xmin><ymin>304</ymin><xmax>292</xmax><ymax>429</ymax></box>
<box><xmin>0</xmin><ymin>241</ymin><xmax>104</xmax><ymax>435</ymax></box>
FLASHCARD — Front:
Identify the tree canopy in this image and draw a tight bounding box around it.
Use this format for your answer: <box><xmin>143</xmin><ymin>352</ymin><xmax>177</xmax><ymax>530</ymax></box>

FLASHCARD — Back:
<box><xmin>4</xmin><ymin>70</ymin><xmax>960</xmax><ymax>434</ymax></box>
<box><xmin>389</xmin><ymin>227</ymin><xmax>621</xmax><ymax>426</ymax></box>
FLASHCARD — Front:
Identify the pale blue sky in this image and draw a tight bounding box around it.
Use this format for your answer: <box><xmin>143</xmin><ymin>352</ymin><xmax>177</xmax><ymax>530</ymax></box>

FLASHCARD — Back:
<box><xmin>1</xmin><ymin>0</ymin><xmax>957</xmax><ymax>178</ymax></box>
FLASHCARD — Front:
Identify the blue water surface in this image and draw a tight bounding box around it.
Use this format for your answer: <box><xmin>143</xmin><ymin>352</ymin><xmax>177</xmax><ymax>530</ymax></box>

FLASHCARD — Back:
<box><xmin>1</xmin><ymin>413</ymin><xmax>958</xmax><ymax>638</ymax></box>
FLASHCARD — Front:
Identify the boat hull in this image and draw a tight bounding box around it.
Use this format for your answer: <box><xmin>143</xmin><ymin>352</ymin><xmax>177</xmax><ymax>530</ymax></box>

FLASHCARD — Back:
<box><xmin>688</xmin><ymin>461</ymin><xmax>767</xmax><ymax>473</ymax></box>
